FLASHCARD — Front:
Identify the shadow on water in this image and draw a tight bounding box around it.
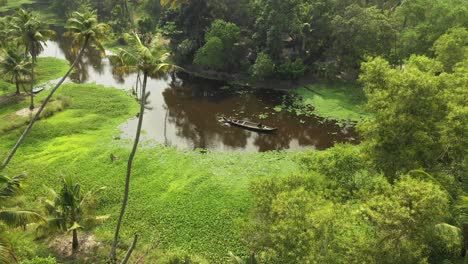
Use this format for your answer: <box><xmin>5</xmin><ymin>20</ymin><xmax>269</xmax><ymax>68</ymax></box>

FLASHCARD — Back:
<box><xmin>39</xmin><ymin>34</ymin><xmax>359</xmax><ymax>152</ymax></box>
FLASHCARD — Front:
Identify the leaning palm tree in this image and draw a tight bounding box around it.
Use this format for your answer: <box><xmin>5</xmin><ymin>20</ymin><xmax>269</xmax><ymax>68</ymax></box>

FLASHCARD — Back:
<box><xmin>0</xmin><ymin>48</ymin><xmax>32</xmax><ymax>95</ymax></box>
<box><xmin>12</xmin><ymin>8</ymin><xmax>55</xmax><ymax>110</ymax></box>
<box><xmin>1</xmin><ymin>10</ymin><xmax>109</xmax><ymax>169</ymax></box>
<box><xmin>0</xmin><ymin>174</ymin><xmax>44</xmax><ymax>263</ymax></box>
<box><xmin>37</xmin><ymin>176</ymin><xmax>107</xmax><ymax>255</ymax></box>
<box><xmin>108</xmin><ymin>32</ymin><xmax>178</xmax><ymax>263</ymax></box>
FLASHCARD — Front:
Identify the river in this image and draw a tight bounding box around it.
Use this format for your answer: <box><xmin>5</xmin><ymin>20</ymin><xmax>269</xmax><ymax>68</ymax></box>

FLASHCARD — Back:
<box><xmin>38</xmin><ymin>33</ymin><xmax>358</xmax><ymax>152</ymax></box>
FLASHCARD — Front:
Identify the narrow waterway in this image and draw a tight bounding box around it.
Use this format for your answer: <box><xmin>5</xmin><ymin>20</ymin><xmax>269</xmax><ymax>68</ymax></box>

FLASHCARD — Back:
<box><xmin>39</xmin><ymin>33</ymin><xmax>358</xmax><ymax>152</ymax></box>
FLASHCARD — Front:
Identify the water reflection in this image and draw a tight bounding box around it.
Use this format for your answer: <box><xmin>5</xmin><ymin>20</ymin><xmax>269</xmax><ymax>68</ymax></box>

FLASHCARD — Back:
<box><xmin>40</xmin><ymin>36</ymin><xmax>358</xmax><ymax>152</ymax></box>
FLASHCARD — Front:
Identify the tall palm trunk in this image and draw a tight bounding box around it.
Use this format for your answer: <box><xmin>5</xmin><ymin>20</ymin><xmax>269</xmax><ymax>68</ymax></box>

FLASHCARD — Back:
<box><xmin>71</xmin><ymin>209</ymin><xmax>79</xmax><ymax>254</ymax></box>
<box><xmin>108</xmin><ymin>72</ymin><xmax>147</xmax><ymax>262</ymax></box>
<box><xmin>29</xmin><ymin>62</ymin><xmax>35</xmax><ymax>110</ymax></box>
<box><xmin>72</xmin><ymin>229</ymin><xmax>79</xmax><ymax>254</ymax></box>
<box><xmin>1</xmin><ymin>36</ymin><xmax>90</xmax><ymax>169</ymax></box>
<box><xmin>15</xmin><ymin>77</ymin><xmax>20</xmax><ymax>95</ymax></box>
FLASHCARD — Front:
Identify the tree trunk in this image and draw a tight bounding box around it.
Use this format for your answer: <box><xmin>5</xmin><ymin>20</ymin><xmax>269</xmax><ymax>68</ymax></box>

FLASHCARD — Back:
<box><xmin>15</xmin><ymin>77</ymin><xmax>20</xmax><ymax>95</ymax></box>
<box><xmin>108</xmin><ymin>73</ymin><xmax>148</xmax><ymax>262</ymax></box>
<box><xmin>1</xmin><ymin>36</ymin><xmax>90</xmax><ymax>169</ymax></box>
<box><xmin>122</xmin><ymin>0</ymin><xmax>132</xmax><ymax>24</ymax></box>
<box><xmin>72</xmin><ymin>229</ymin><xmax>79</xmax><ymax>254</ymax></box>
<box><xmin>29</xmin><ymin>62</ymin><xmax>35</xmax><ymax>110</ymax></box>
<box><xmin>120</xmin><ymin>234</ymin><xmax>138</xmax><ymax>264</ymax></box>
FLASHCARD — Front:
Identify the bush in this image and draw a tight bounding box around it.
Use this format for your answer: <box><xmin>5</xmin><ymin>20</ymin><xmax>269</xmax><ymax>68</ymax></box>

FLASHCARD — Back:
<box><xmin>20</xmin><ymin>256</ymin><xmax>57</xmax><ymax>264</ymax></box>
<box><xmin>57</xmin><ymin>95</ymin><xmax>72</xmax><ymax>108</ymax></box>
<box><xmin>277</xmin><ymin>59</ymin><xmax>306</xmax><ymax>80</ymax></box>
<box><xmin>205</xmin><ymin>19</ymin><xmax>240</xmax><ymax>49</ymax></box>
<box><xmin>194</xmin><ymin>37</ymin><xmax>225</xmax><ymax>70</ymax></box>
<box><xmin>175</xmin><ymin>39</ymin><xmax>196</xmax><ymax>63</ymax></box>
<box><xmin>250</xmin><ymin>52</ymin><xmax>275</xmax><ymax>79</ymax></box>
<box><xmin>313</xmin><ymin>61</ymin><xmax>338</xmax><ymax>80</ymax></box>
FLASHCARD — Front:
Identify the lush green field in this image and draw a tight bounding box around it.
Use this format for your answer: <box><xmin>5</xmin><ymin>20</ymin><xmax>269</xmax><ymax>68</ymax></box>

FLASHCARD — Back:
<box><xmin>291</xmin><ymin>81</ymin><xmax>372</xmax><ymax>122</ymax></box>
<box><xmin>0</xmin><ymin>82</ymin><xmax>300</xmax><ymax>262</ymax></box>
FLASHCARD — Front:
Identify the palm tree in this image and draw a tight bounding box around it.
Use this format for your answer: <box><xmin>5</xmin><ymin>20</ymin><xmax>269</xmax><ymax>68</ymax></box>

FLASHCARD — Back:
<box><xmin>108</xmin><ymin>32</ymin><xmax>178</xmax><ymax>262</ymax></box>
<box><xmin>0</xmin><ymin>17</ymin><xmax>12</xmax><ymax>49</ymax></box>
<box><xmin>0</xmin><ymin>174</ymin><xmax>44</xmax><ymax>263</ymax></box>
<box><xmin>38</xmin><ymin>176</ymin><xmax>107</xmax><ymax>255</ymax></box>
<box><xmin>0</xmin><ymin>48</ymin><xmax>32</xmax><ymax>95</ymax></box>
<box><xmin>12</xmin><ymin>8</ymin><xmax>55</xmax><ymax>110</ymax></box>
<box><xmin>1</xmin><ymin>10</ymin><xmax>109</xmax><ymax>169</ymax></box>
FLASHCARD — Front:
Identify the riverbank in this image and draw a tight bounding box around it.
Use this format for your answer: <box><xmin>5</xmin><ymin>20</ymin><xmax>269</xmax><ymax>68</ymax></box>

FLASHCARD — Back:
<box><xmin>0</xmin><ymin>57</ymin><xmax>69</xmax><ymax>96</ymax></box>
<box><xmin>289</xmin><ymin>81</ymin><xmax>372</xmax><ymax>122</ymax></box>
<box><xmin>0</xmin><ymin>81</ymin><xmax>301</xmax><ymax>262</ymax></box>
<box><xmin>181</xmin><ymin>66</ymin><xmax>371</xmax><ymax>123</ymax></box>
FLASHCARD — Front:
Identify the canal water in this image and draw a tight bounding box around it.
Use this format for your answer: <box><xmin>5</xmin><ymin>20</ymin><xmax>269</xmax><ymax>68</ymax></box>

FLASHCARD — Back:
<box><xmin>39</xmin><ymin>34</ymin><xmax>358</xmax><ymax>152</ymax></box>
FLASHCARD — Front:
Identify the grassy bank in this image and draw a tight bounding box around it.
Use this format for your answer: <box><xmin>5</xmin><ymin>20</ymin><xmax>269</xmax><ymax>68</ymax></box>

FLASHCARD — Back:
<box><xmin>0</xmin><ymin>83</ymin><xmax>300</xmax><ymax>262</ymax></box>
<box><xmin>288</xmin><ymin>81</ymin><xmax>372</xmax><ymax>122</ymax></box>
<box><xmin>0</xmin><ymin>57</ymin><xmax>69</xmax><ymax>96</ymax></box>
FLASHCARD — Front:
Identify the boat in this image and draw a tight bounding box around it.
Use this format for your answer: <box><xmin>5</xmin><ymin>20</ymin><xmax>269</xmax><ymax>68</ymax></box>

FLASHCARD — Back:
<box><xmin>32</xmin><ymin>87</ymin><xmax>45</xmax><ymax>94</ymax></box>
<box><xmin>222</xmin><ymin>117</ymin><xmax>278</xmax><ymax>132</ymax></box>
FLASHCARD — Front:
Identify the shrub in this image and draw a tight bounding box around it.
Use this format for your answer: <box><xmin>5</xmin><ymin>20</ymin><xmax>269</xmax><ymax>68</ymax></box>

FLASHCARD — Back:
<box><xmin>205</xmin><ymin>19</ymin><xmax>240</xmax><ymax>49</ymax></box>
<box><xmin>250</xmin><ymin>52</ymin><xmax>275</xmax><ymax>79</ymax></box>
<box><xmin>277</xmin><ymin>59</ymin><xmax>306</xmax><ymax>80</ymax></box>
<box><xmin>20</xmin><ymin>256</ymin><xmax>57</xmax><ymax>264</ymax></box>
<box><xmin>175</xmin><ymin>39</ymin><xmax>196</xmax><ymax>63</ymax></box>
<box><xmin>57</xmin><ymin>95</ymin><xmax>72</xmax><ymax>108</ymax></box>
<box><xmin>313</xmin><ymin>61</ymin><xmax>338</xmax><ymax>80</ymax></box>
<box><xmin>194</xmin><ymin>37</ymin><xmax>225</xmax><ymax>70</ymax></box>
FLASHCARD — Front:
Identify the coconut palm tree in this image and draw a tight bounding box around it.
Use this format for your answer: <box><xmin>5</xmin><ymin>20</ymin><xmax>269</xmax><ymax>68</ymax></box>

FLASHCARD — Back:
<box><xmin>0</xmin><ymin>174</ymin><xmax>43</xmax><ymax>263</ymax></box>
<box><xmin>0</xmin><ymin>48</ymin><xmax>32</xmax><ymax>95</ymax></box>
<box><xmin>107</xmin><ymin>32</ymin><xmax>178</xmax><ymax>262</ymax></box>
<box><xmin>1</xmin><ymin>10</ymin><xmax>109</xmax><ymax>169</ymax></box>
<box><xmin>38</xmin><ymin>176</ymin><xmax>107</xmax><ymax>255</ymax></box>
<box><xmin>12</xmin><ymin>8</ymin><xmax>55</xmax><ymax>110</ymax></box>
<box><xmin>0</xmin><ymin>17</ymin><xmax>12</xmax><ymax>49</ymax></box>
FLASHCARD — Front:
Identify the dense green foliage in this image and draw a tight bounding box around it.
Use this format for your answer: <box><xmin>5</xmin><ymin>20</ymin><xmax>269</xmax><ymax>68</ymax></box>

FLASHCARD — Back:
<box><xmin>250</xmin><ymin>52</ymin><xmax>274</xmax><ymax>80</ymax></box>
<box><xmin>0</xmin><ymin>0</ymin><xmax>467</xmax><ymax>263</ymax></box>
<box><xmin>359</xmin><ymin>55</ymin><xmax>467</xmax><ymax>178</ymax></box>
<box><xmin>193</xmin><ymin>37</ymin><xmax>225</xmax><ymax>70</ymax></box>
<box><xmin>158</xmin><ymin>0</ymin><xmax>468</xmax><ymax>80</ymax></box>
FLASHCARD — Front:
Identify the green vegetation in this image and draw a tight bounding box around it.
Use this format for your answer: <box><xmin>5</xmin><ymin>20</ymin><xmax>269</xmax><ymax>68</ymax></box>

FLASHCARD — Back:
<box><xmin>251</xmin><ymin>52</ymin><xmax>275</xmax><ymax>80</ymax></box>
<box><xmin>0</xmin><ymin>0</ymin><xmax>467</xmax><ymax>263</ymax></box>
<box><xmin>287</xmin><ymin>81</ymin><xmax>371</xmax><ymax>122</ymax></box>
<box><xmin>34</xmin><ymin>58</ymin><xmax>69</xmax><ymax>84</ymax></box>
<box><xmin>0</xmin><ymin>0</ymin><xmax>35</xmax><ymax>12</ymax></box>
<box><xmin>0</xmin><ymin>57</ymin><xmax>69</xmax><ymax>96</ymax></box>
<box><xmin>0</xmin><ymin>83</ymin><xmax>299</xmax><ymax>262</ymax></box>
<box><xmin>193</xmin><ymin>37</ymin><xmax>225</xmax><ymax>70</ymax></box>
<box><xmin>0</xmin><ymin>173</ymin><xmax>44</xmax><ymax>263</ymax></box>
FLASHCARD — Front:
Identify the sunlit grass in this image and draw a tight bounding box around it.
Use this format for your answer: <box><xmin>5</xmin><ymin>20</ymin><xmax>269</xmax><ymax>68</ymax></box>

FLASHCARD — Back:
<box><xmin>0</xmin><ymin>83</ymin><xmax>300</xmax><ymax>262</ymax></box>
<box><xmin>294</xmin><ymin>81</ymin><xmax>373</xmax><ymax>121</ymax></box>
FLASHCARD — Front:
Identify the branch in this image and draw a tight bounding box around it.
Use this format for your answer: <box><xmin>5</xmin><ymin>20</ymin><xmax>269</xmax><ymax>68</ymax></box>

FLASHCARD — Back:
<box><xmin>120</xmin><ymin>234</ymin><xmax>139</xmax><ymax>264</ymax></box>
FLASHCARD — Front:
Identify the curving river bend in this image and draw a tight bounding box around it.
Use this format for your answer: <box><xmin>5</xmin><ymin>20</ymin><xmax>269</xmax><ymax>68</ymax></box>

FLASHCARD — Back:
<box><xmin>39</xmin><ymin>33</ymin><xmax>358</xmax><ymax>152</ymax></box>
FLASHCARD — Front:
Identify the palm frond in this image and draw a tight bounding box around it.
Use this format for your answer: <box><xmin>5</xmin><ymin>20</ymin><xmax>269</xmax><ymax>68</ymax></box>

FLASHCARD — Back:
<box><xmin>0</xmin><ymin>209</ymin><xmax>44</xmax><ymax>228</ymax></box>
<box><xmin>0</xmin><ymin>173</ymin><xmax>26</xmax><ymax>200</ymax></box>
<box><xmin>0</xmin><ymin>236</ymin><xmax>16</xmax><ymax>264</ymax></box>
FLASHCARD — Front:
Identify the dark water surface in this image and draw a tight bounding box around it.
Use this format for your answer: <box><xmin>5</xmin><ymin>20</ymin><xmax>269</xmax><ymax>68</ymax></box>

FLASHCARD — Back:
<box><xmin>39</xmin><ymin>35</ymin><xmax>358</xmax><ymax>152</ymax></box>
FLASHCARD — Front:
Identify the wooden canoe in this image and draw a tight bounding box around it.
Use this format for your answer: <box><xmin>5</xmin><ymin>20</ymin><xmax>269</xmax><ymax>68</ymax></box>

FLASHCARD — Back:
<box><xmin>32</xmin><ymin>87</ymin><xmax>44</xmax><ymax>94</ymax></box>
<box><xmin>223</xmin><ymin>117</ymin><xmax>278</xmax><ymax>132</ymax></box>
